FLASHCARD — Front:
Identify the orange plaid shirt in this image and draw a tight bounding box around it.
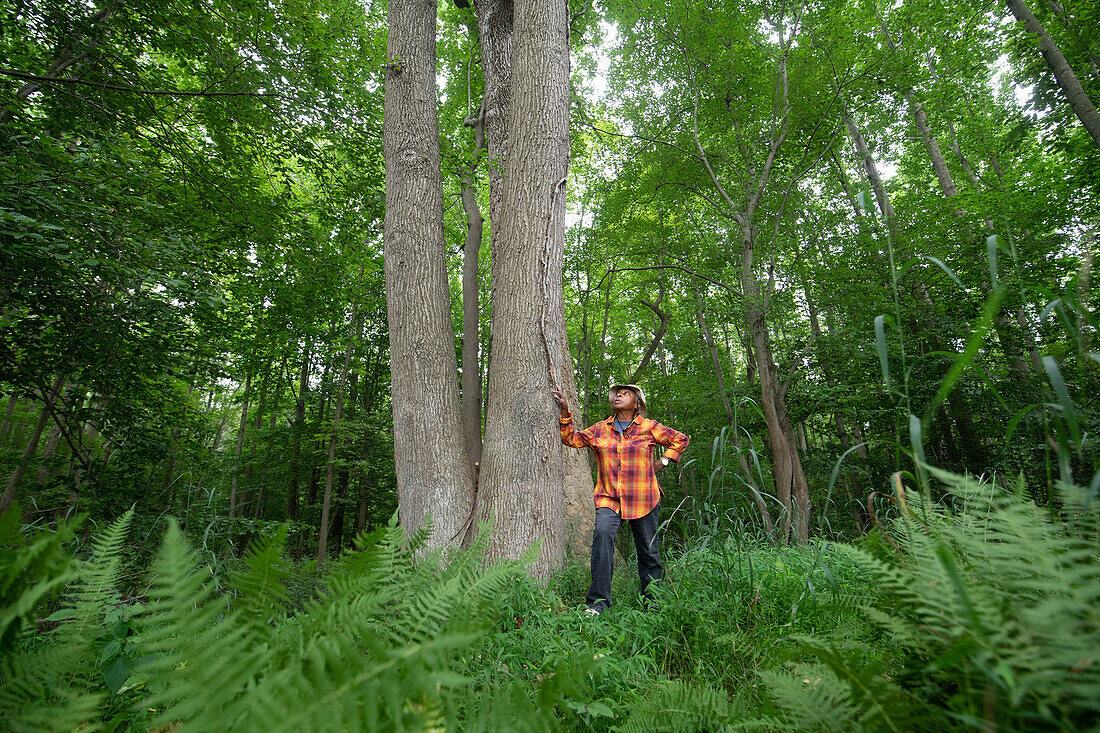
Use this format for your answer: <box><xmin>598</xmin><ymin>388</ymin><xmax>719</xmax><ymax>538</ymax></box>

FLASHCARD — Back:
<box><xmin>559</xmin><ymin>413</ymin><xmax>689</xmax><ymax>520</ymax></box>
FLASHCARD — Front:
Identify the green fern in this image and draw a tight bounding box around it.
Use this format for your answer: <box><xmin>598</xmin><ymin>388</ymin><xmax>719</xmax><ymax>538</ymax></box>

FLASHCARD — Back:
<box><xmin>614</xmin><ymin>679</ymin><xmax>734</xmax><ymax>732</ymax></box>
<box><xmin>124</xmin><ymin>514</ymin><xmax>574</xmax><ymax>731</ymax></box>
<box><xmin>0</xmin><ymin>506</ymin><xmax>78</xmax><ymax>652</ymax></box>
<box><xmin>0</xmin><ymin>509</ymin><xmax>134</xmax><ymax>732</ymax></box>
<box><xmin>743</xmin><ymin>469</ymin><xmax>1100</xmax><ymax>731</ymax></box>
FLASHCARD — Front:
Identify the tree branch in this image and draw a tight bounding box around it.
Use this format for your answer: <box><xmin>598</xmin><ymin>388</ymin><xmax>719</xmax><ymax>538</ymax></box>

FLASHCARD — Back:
<box><xmin>0</xmin><ymin>68</ymin><xmax>285</xmax><ymax>98</ymax></box>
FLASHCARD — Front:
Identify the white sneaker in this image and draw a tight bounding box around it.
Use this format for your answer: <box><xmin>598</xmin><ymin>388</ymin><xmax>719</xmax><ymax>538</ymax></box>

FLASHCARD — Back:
<box><xmin>583</xmin><ymin>607</ymin><xmax>600</xmax><ymax>616</ymax></box>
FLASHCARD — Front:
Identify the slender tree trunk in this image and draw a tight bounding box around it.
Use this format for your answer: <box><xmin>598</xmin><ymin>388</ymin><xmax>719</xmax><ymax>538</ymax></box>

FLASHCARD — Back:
<box><xmin>472</xmin><ymin>0</ymin><xmax>569</xmax><ymax>575</ymax></box>
<box><xmin>694</xmin><ymin>285</ymin><xmax>774</xmax><ymax>540</ymax></box>
<box><xmin>255</xmin><ymin>353</ymin><xmax>285</xmax><ymax>520</ymax></box>
<box><xmin>843</xmin><ymin>111</ymin><xmax>898</xmax><ymax>234</ymax></box>
<box><xmin>287</xmin><ymin>348</ymin><xmax>310</xmax><ymax>521</ymax></box>
<box><xmin>228</xmin><ymin>371</ymin><xmax>251</xmax><ymax>519</ymax></box>
<box><xmin>804</xmin><ymin>280</ymin><xmax>866</xmax><ymax>529</ymax></box>
<box><xmin>305</xmin><ymin>361</ymin><xmax>333</xmax><ymax>514</ymax></box>
<box><xmin>1</xmin><ymin>375</ymin><xmax>65</xmax><ymax>513</ymax></box>
<box><xmin>384</xmin><ymin>0</ymin><xmax>473</xmax><ymax>546</ymax></box>
<box><xmin>1003</xmin><ymin>0</ymin><xmax>1100</xmax><ymax>148</ymax></box>
<box><xmin>34</xmin><ymin>422</ymin><xmax>62</xmax><ymax>485</ymax></box>
<box><xmin>460</xmin><ymin>112</ymin><xmax>485</xmax><ymax>474</ymax></box>
<box><xmin>627</xmin><ymin>287</ymin><xmax>669</xmax><ymax>384</ymax></box>
<box><xmin>317</xmin><ymin>300</ymin><xmax>358</xmax><ymax>567</ymax></box>
<box><xmin>740</xmin><ymin>227</ymin><xmax>809</xmax><ymax>544</ymax></box>
<box><xmin>0</xmin><ymin>394</ymin><xmax>19</xmax><ymax>439</ymax></box>
<box><xmin>0</xmin><ymin>4</ymin><xmax>115</xmax><ymax>125</ymax></box>
<box><xmin>356</xmin><ymin>467</ymin><xmax>370</xmax><ymax>534</ymax></box>
<box><xmin>239</xmin><ymin>361</ymin><xmax>270</xmax><ymax>516</ymax></box>
<box><xmin>907</xmin><ymin>92</ymin><xmax>960</xmax><ymax>201</ymax></box>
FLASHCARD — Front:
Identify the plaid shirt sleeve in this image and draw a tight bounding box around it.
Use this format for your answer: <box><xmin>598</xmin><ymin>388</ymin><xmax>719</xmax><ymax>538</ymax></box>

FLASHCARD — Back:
<box><xmin>559</xmin><ymin>413</ymin><xmax>596</xmax><ymax>448</ymax></box>
<box><xmin>651</xmin><ymin>420</ymin><xmax>689</xmax><ymax>463</ymax></box>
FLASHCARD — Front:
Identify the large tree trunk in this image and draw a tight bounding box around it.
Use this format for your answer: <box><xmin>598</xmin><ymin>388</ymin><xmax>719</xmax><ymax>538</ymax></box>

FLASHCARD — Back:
<box><xmin>472</xmin><ymin>0</ymin><xmax>569</xmax><ymax>576</ymax></box>
<box><xmin>1003</xmin><ymin>0</ymin><xmax>1100</xmax><ymax>148</ymax></box>
<box><xmin>473</xmin><ymin>0</ymin><xmax>591</xmax><ymax>563</ymax></box>
<box><xmin>384</xmin><ymin>0</ymin><xmax>473</xmax><ymax>547</ymax></box>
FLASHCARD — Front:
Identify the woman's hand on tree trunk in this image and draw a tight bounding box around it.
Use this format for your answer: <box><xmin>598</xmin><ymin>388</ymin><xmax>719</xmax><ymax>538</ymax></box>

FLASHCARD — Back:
<box><xmin>551</xmin><ymin>387</ymin><xmax>570</xmax><ymax>417</ymax></box>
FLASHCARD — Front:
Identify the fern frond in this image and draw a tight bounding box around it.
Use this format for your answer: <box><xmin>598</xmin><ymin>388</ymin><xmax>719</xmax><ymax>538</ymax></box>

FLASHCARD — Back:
<box><xmin>0</xmin><ymin>507</ymin><xmax>78</xmax><ymax>652</ymax></box>
<box><xmin>228</xmin><ymin>523</ymin><xmax>290</xmax><ymax>627</ymax></box>
<box><xmin>0</xmin><ymin>510</ymin><xmax>132</xmax><ymax>733</ymax></box>
<box><xmin>613</xmin><ymin>679</ymin><xmax>732</xmax><ymax>732</ymax></box>
<box><xmin>137</xmin><ymin>520</ymin><xmax>258</xmax><ymax>730</ymax></box>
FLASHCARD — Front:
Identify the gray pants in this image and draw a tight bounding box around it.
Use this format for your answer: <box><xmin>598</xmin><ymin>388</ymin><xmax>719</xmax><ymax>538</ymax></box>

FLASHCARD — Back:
<box><xmin>585</xmin><ymin>505</ymin><xmax>662</xmax><ymax>612</ymax></box>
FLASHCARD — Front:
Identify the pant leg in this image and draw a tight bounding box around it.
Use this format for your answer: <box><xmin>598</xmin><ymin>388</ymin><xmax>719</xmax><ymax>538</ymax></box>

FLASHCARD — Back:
<box><xmin>586</xmin><ymin>507</ymin><xmax>621</xmax><ymax>611</ymax></box>
<box><xmin>629</xmin><ymin>504</ymin><xmax>663</xmax><ymax>602</ymax></box>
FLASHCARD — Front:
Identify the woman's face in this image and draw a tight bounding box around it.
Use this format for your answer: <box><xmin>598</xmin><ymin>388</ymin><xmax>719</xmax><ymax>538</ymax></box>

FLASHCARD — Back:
<box><xmin>612</xmin><ymin>388</ymin><xmax>638</xmax><ymax>413</ymax></box>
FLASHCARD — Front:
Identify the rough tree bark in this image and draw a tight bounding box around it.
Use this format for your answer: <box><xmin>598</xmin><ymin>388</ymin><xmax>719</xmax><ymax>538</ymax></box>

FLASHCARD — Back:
<box><xmin>472</xmin><ymin>0</ymin><xmax>591</xmax><ymax>562</ymax></box>
<box><xmin>471</xmin><ymin>0</ymin><xmax>570</xmax><ymax>575</ymax></box>
<box><xmin>384</xmin><ymin>0</ymin><xmax>473</xmax><ymax>546</ymax></box>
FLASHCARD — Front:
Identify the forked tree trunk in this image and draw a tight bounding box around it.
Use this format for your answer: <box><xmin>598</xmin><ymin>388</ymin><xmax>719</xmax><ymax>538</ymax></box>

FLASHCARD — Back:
<box><xmin>473</xmin><ymin>0</ymin><xmax>591</xmax><ymax>563</ymax></box>
<box><xmin>694</xmin><ymin>285</ymin><xmax>774</xmax><ymax>541</ymax></box>
<box><xmin>741</xmin><ymin>225</ymin><xmax>810</xmax><ymax>544</ymax></box>
<box><xmin>472</xmin><ymin>0</ymin><xmax>569</xmax><ymax>575</ymax></box>
<box><xmin>384</xmin><ymin>0</ymin><xmax>473</xmax><ymax>546</ymax></box>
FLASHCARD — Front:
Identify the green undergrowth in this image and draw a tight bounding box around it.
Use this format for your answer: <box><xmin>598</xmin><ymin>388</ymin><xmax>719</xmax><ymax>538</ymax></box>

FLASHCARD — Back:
<box><xmin>1</xmin><ymin>469</ymin><xmax>1098</xmax><ymax>731</ymax></box>
<box><xmin>463</xmin><ymin>536</ymin><xmax>880</xmax><ymax>731</ymax></box>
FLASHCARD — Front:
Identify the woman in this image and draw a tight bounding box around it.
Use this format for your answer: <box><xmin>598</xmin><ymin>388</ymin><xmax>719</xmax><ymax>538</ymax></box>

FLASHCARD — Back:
<box><xmin>552</xmin><ymin>383</ymin><xmax>689</xmax><ymax>614</ymax></box>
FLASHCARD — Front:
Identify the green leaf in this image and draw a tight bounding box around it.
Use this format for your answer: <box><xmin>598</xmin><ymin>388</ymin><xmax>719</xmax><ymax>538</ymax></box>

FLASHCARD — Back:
<box><xmin>103</xmin><ymin>656</ymin><xmax>130</xmax><ymax>694</ymax></box>
<box><xmin>986</xmin><ymin>234</ymin><xmax>1000</xmax><ymax>288</ymax></box>
<box><xmin>923</xmin><ymin>286</ymin><xmax>1006</xmax><ymax>427</ymax></box>
<box><xmin>44</xmin><ymin>607</ymin><xmax>79</xmax><ymax>622</ymax></box>
<box><xmin>1042</xmin><ymin>356</ymin><xmax>1081</xmax><ymax>446</ymax></box>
